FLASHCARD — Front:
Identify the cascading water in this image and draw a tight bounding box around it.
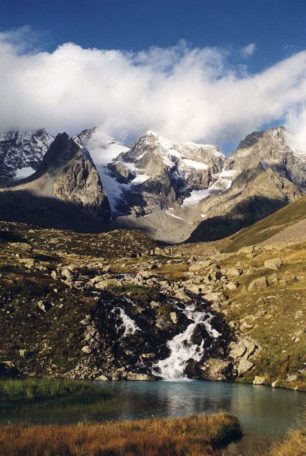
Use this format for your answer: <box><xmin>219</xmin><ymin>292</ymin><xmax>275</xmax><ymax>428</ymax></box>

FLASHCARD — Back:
<box><xmin>112</xmin><ymin>307</ymin><xmax>140</xmax><ymax>337</ymax></box>
<box><xmin>152</xmin><ymin>303</ymin><xmax>220</xmax><ymax>380</ymax></box>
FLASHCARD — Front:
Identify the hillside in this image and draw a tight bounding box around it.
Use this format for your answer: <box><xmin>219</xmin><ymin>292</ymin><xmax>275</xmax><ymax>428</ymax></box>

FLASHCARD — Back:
<box><xmin>0</xmin><ymin>215</ymin><xmax>305</xmax><ymax>389</ymax></box>
<box><xmin>215</xmin><ymin>195</ymin><xmax>306</xmax><ymax>252</ymax></box>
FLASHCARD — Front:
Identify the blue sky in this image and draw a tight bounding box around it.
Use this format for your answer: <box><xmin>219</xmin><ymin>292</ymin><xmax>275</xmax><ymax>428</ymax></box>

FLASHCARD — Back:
<box><xmin>0</xmin><ymin>0</ymin><xmax>306</xmax><ymax>152</ymax></box>
<box><xmin>0</xmin><ymin>0</ymin><xmax>305</xmax><ymax>71</ymax></box>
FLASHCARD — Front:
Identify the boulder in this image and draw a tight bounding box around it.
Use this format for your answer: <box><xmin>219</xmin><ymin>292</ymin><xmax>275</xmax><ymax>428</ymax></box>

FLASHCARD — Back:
<box><xmin>248</xmin><ymin>276</ymin><xmax>269</xmax><ymax>291</ymax></box>
<box><xmin>253</xmin><ymin>375</ymin><xmax>266</xmax><ymax>385</ymax></box>
<box><xmin>226</xmin><ymin>268</ymin><xmax>243</xmax><ymax>277</ymax></box>
<box><xmin>239</xmin><ymin>246</ymin><xmax>255</xmax><ymax>254</ymax></box>
<box><xmin>126</xmin><ymin>372</ymin><xmax>155</xmax><ymax>381</ymax></box>
<box><xmin>201</xmin><ymin>359</ymin><xmax>234</xmax><ymax>381</ymax></box>
<box><xmin>264</xmin><ymin>258</ymin><xmax>283</xmax><ymax>270</ymax></box>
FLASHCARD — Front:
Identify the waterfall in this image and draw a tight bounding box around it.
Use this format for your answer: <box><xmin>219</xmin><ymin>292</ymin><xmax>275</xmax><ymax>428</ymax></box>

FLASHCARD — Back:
<box><xmin>112</xmin><ymin>307</ymin><xmax>140</xmax><ymax>337</ymax></box>
<box><xmin>152</xmin><ymin>304</ymin><xmax>220</xmax><ymax>380</ymax></box>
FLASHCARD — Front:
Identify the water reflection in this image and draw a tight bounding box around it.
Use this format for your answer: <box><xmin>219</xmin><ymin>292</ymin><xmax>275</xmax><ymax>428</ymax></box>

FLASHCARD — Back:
<box><xmin>0</xmin><ymin>381</ymin><xmax>305</xmax><ymax>455</ymax></box>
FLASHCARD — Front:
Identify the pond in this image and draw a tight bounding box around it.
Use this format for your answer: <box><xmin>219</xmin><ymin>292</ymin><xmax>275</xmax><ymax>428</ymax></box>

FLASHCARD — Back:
<box><xmin>0</xmin><ymin>380</ymin><xmax>305</xmax><ymax>455</ymax></box>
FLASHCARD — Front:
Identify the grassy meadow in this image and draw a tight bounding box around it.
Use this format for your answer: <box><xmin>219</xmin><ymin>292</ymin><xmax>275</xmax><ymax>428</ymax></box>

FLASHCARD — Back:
<box><xmin>0</xmin><ymin>413</ymin><xmax>241</xmax><ymax>456</ymax></box>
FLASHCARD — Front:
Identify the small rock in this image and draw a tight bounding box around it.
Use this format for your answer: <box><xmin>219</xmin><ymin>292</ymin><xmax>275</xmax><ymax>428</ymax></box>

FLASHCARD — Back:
<box><xmin>253</xmin><ymin>376</ymin><xmax>266</xmax><ymax>385</ymax></box>
<box><xmin>226</xmin><ymin>281</ymin><xmax>239</xmax><ymax>291</ymax></box>
<box><xmin>170</xmin><ymin>312</ymin><xmax>178</xmax><ymax>324</ymax></box>
<box><xmin>95</xmin><ymin>374</ymin><xmax>109</xmax><ymax>381</ymax></box>
<box><xmin>37</xmin><ymin>301</ymin><xmax>46</xmax><ymax>312</ymax></box>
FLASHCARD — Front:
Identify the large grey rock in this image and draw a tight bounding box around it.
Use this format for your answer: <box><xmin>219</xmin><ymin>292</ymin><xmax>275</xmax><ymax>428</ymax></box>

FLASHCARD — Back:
<box><xmin>0</xmin><ymin>133</ymin><xmax>111</xmax><ymax>231</ymax></box>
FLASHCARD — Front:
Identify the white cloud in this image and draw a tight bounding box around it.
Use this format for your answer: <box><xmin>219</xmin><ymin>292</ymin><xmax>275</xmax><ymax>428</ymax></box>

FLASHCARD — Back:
<box><xmin>1</xmin><ymin>28</ymin><xmax>306</xmax><ymax>151</ymax></box>
<box><xmin>240</xmin><ymin>43</ymin><xmax>256</xmax><ymax>58</ymax></box>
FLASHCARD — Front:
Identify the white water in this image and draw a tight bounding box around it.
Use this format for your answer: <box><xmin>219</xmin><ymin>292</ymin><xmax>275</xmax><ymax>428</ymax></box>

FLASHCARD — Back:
<box><xmin>113</xmin><ymin>307</ymin><xmax>140</xmax><ymax>337</ymax></box>
<box><xmin>152</xmin><ymin>304</ymin><xmax>220</xmax><ymax>380</ymax></box>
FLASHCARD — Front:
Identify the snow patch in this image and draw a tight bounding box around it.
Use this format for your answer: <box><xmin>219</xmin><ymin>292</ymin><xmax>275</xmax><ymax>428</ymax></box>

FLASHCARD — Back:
<box><xmin>181</xmin><ymin>159</ymin><xmax>208</xmax><ymax>170</ymax></box>
<box><xmin>14</xmin><ymin>167</ymin><xmax>35</xmax><ymax>179</ymax></box>
<box><xmin>182</xmin><ymin>189</ymin><xmax>211</xmax><ymax>206</ymax></box>
<box><xmin>164</xmin><ymin>210</ymin><xmax>183</xmax><ymax>220</ymax></box>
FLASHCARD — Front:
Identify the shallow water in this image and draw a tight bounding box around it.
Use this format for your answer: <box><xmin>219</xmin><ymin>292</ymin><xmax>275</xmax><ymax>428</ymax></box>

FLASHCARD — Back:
<box><xmin>0</xmin><ymin>381</ymin><xmax>305</xmax><ymax>455</ymax></box>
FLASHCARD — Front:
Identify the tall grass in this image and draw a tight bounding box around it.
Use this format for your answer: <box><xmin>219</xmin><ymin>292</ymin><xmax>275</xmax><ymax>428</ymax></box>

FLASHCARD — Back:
<box><xmin>0</xmin><ymin>413</ymin><xmax>241</xmax><ymax>456</ymax></box>
<box><xmin>266</xmin><ymin>429</ymin><xmax>306</xmax><ymax>456</ymax></box>
<box><xmin>0</xmin><ymin>378</ymin><xmax>111</xmax><ymax>403</ymax></box>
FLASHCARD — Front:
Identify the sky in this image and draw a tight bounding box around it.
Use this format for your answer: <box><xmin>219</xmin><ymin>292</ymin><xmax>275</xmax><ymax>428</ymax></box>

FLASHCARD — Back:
<box><xmin>0</xmin><ymin>0</ymin><xmax>306</xmax><ymax>152</ymax></box>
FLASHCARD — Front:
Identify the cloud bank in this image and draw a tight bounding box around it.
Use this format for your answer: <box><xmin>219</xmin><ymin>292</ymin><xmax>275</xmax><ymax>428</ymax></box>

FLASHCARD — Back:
<box><xmin>1</xmin><ymin>28</ymin><xmax>306</xmax><ymax>150</ymax></box>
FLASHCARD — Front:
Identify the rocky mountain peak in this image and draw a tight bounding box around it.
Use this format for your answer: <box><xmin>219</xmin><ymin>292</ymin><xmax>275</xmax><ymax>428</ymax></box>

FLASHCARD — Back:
<box><xmin>34</xmin><ymin>133</ymin><xmax>110</xmax><ymax>218</ymax></box>
<box><xmin>0</xmin><ymin>133</ymin><xmax>111</xmax><ymax>231</ymax></box>
<box><xmin>0</xmin><ymin>128</ymin><xmax>54</xmax><ymax>185</ymax></box>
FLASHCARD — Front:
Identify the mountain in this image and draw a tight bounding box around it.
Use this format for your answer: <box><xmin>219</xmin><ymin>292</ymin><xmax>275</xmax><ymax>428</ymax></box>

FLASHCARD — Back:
<box><xmin>0</xmin><ymin>133</ymin><xmax>110</xmax><ymax>231</ymax></box>
<box><xmin>78</xmin><ymin>129</ymin><xmax>228</xmax><ymax>242</ymax></box>
<box><xmin>0</xmin><ymin>126</ymin><xmax>305</xmax><ymax>242</ymax></box>
<box><xmin>188</xmin><ymin>127</ymin><xmax>305</xmax><ymax>242</ymax></box>
<box><xmin>0</xmin><ymin>129</ymin><xmax>54</xmax><ymax>185</ymax></box>
<box><xmin>78</xmin><ymin>127</ymin><xmax>305</xmax><ymax>243</ymax></box>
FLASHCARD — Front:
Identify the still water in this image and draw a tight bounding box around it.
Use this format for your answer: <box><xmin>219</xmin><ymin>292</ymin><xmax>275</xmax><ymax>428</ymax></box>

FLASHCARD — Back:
<box><xmin>1</xmin><ymin>381</ymin><xmax>305</xmax><ymax>455</ymax></box>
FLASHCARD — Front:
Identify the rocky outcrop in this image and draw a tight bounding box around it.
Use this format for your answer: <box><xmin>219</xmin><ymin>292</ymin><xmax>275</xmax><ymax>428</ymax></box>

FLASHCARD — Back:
<box><xmin>0</xmin><ymin>129</ymin><xmax>54</xmax><ymax>185</ymax></box>
<box><xmin>188</xmin><ymin>128</ymin><xmax>304</xmax><ymax>243</ymax></box>
<box><xmin>0</xmin><ymin>134</ymin><xmax>111</xmax><ymax>231</ymax></box>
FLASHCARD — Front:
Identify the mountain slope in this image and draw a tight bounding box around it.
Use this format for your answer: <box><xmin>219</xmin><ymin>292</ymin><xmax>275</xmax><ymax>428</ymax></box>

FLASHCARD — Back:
<box><xmin>214</xmin><ymin>194</ymin><xmax>306</xmax><ymax>252</ymax></box>
<box><xmin>0</xmin><ymin>133</ymin><xmax>111</xmax><ymax>231</ymax></box>
<box><xmin>188</xmin><ymin>127</ymin><xmax>305</xmax><ymax>243</ymax></box>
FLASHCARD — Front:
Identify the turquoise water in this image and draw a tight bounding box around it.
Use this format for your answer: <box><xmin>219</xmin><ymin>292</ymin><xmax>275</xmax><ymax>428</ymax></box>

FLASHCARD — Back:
<box><xmin>0</xmin><ymin>381</ymin><xmax>305</xmax><ymax>455</ymax></box>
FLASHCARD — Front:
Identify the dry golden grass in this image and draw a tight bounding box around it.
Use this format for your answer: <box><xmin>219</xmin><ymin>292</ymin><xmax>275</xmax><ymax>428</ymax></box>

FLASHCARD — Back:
<box><xmin>266</xmin><ymin>429</ymin><xmax>306</xmax><ymax>456</ymax></box>
<box><xmin>0</xmin><ymin>413</ymin><xmax>241</xmax><ymax>456</ymax></box>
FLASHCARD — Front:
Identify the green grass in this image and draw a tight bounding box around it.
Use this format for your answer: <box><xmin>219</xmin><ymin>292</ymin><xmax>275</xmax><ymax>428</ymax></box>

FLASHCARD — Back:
<box><xmin>0</xmin><ymin>378</ymin><xmax>111</xmax><ymax>403</ymax></box>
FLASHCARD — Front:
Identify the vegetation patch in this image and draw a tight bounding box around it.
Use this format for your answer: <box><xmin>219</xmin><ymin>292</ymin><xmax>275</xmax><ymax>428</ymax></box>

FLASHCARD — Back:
<box><xmin>0</xmin><ymin>413</ymin><xmax>241</xmax><ymax>456</ymax></box>
<box><xmin>265</xmin><ymin>428</ymin><xmax>306</xmax><ymax>456</ymax></box>
<box><xmin>0</xmin><ymin>378</ymin><xmax>112</xmax><ymax>403</ymax></box>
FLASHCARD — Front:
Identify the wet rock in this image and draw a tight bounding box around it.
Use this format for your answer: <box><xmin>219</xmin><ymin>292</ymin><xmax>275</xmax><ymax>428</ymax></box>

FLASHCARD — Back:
<box><xmin>0</xmin><ymin>361</ymin><xmax>21</xmax><ymax>378</ymax></box>
<box><xmin>253</xmin><ymin>375</ymin><xmax>267</xmax><ymax>385</ymax></box>
<box><xmin>201</xmin><ymin>359</ymin><xmax>234</xmax><ymax>381</ymax></box>
<box><xmin>170</xmin><ymin>312</ymin><xmax>178</xmax><ymax>324</ymax></box>
<box><xmin>126</xmin><ymin>372</ymin><xmax>155</xmax><ymax>381</ymax></box>
<box><xmin>95</xmin><ymin>374</ymin><xmax>109</xmax><ymax>381</ymax></box>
